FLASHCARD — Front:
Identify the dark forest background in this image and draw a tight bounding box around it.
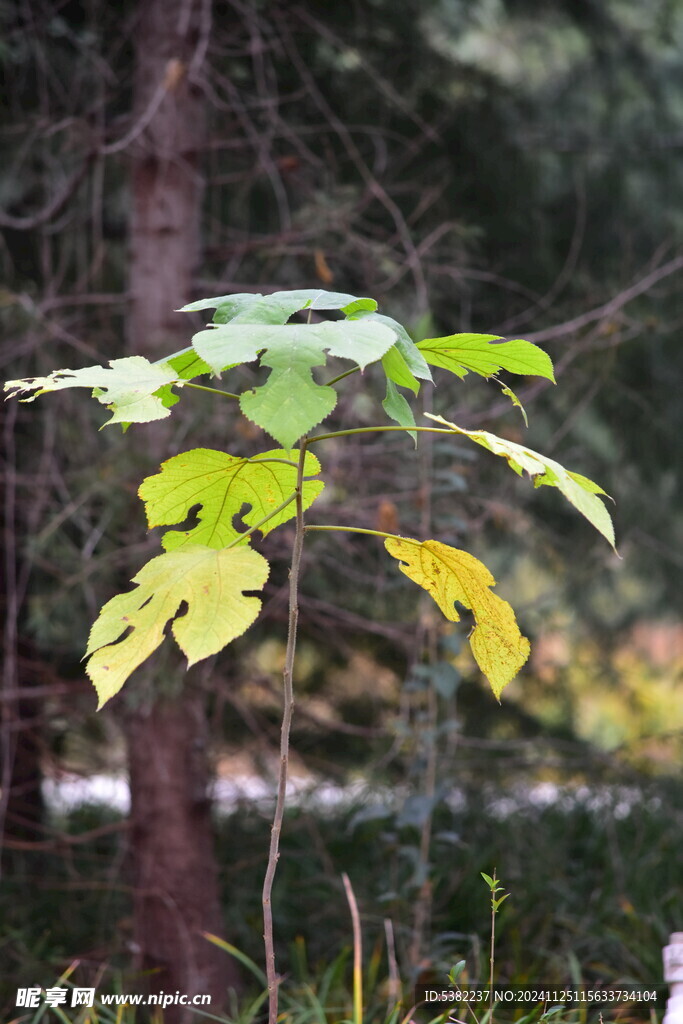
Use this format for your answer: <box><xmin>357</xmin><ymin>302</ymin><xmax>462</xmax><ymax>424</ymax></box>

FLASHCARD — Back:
<box><xmin>1</xmin><ymin>0</ymin><xmax>682</xmax><ymax>1020</ymax></box>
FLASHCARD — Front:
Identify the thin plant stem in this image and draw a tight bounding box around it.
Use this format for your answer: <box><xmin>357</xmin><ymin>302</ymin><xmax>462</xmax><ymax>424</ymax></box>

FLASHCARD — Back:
<box><xmin>262</xmin><ymin>441</ymin><xmax>308</xmax><ymax>1024</ymax></box>
<box><xmin>342</xmin><ymin>873</ymin><xmax>363</xmax><ymax>1024</ymax></box>
<box><xmin>308</xmin><ymin>424</ymin><xmax>457</xmax><ymax>443</ymax></box>
<box><xmin>325</xmin><ymin>366</ymin><xmax>360</xmax><ymax>387</ymax></box>
<box><xmin>223</xmin><ymin>492</ymin><xmax>296</xmax><ymax>550</ymax></box>
<box><xmin>183</xmin><ymin>380</ymin><xmax>240</xmax><ymax>400</ymax></box>
<box><xmin>306</xmin><ymin>524</ymin><xmax>404</xmax><ymax>541</ymax></box>
<box><xmin>489</xmin><ymin>869</ymin><xmax>497</xmax><ymax>1020</ymax></box>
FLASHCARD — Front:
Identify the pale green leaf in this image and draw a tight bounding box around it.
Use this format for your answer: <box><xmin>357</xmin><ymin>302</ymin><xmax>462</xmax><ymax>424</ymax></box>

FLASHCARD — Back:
<box><xmin>86</xmin><ymin>545</ymin><xmax>269</xmax><ymax>708</ymax></box>
<box><xmin>426</xmin><ymin>413</ymin><xmax>616</xmax><ymax>550</ymax></box>
<box><xmin>139</xmin><ymin>447</ymin><xmax>324</xmax><ymax>550</ymax></box>
<box><xmin>385</xmin><ymin>536</ymin><xmax>530</xmax><ymax>699</ymax></box>
<box><xmin>178</xmin><ymin>289</ymin><xmax>371</xmax><ymax>314</ymax></box>
<box><xmin>417</xmin><ymin>333</ymin><xmax>555</xmax><ymax>382</ymax></box>
<box><xmin>4</xmin><ymin>356</ymin><xmax>180</xmax><ymax>425</ymax></box>
<box><xmin>382</xmin><ymin>379</ymin><xmax>417</xmax><ymax>443</ymax></box>
<box><xmin>192</xmin><ymin>320</ymin><xmax>396</xmax><ymax>447</ymax></box>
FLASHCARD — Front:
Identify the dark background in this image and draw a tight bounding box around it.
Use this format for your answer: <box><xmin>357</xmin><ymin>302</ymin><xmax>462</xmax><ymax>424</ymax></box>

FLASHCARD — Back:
<box><xmin>1</xmin><ymin>0</ymin><xmax>682</xmax><ymax>1019</ymax></box>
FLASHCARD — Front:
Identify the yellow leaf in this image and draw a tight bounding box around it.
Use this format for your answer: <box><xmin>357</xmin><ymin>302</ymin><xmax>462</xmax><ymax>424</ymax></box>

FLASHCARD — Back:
<box><xmin>85</xmin><ymin>545</ymin><xmax>269</xmax><ymax>708</ymax></box>
<box><xmin>385</xmin><ymin>537</ymin><xmax>530</xmax><ymax>699</ymax></box>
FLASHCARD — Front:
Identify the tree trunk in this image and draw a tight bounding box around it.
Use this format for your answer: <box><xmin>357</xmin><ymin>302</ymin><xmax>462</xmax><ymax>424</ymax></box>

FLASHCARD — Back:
<box><xmin>126</xmin><ymin>696</ymin><xmax>231</xmax><ymax>1008</ymax></box>
<box><xmin>125</xmin><ymin>0</ymin><xmax>237</xmax><ymax>1014</ymax></box>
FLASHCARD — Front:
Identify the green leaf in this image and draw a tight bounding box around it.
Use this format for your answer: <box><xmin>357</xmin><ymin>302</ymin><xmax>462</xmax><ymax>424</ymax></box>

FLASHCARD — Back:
<box><xmin>449</xmin><ymin>961</ymin><xmax>467</xmax><ymax>984</ymax></box>
<box><xmin>417</xmin><ymin>333</ymin><xmax>555</xmax><ymax>382</ymax></box>
<box><xmin>178</xmin><ymin>289</ymin><xmax>372</xmax><ymax>314</ymax></box>
<box><xmin>192</xmin><ymin>320</ymin><xmax>396</xmax><ymax>447</ymax></box>
<box><xmin>153</xmin><ymin>347</ymin><xmax>214</xmax><ymax>409</ymax></box>
<box><xmin>500</xmin><ymin>383</ymin><xmax>529</xmax><ymax>426</ymax></box>
<box><xmin>382</xmin><ymin>379</ymin><xmax>417</xmax><ymax>443</ymax></box>
<box><xmin>341</xmin><ymin>298</ymin><xmax>378</xmax><ymax>316</ymax></box>
<box><xmin>4</xmin><ymin>356</ymin><xmax>181</xmax><ymax>425</ymax></box>
<box><xmin>385</xmin><ymin>536</ymin><xmax>530</xmax><ymax>699</ymax></box>
<box><xmin>426</xmin><ymin>413</ymin><xmax>616</xmax><ymax>550</ymax></box>
<box><xmin>138</xmin><ymin>447</ymin><xmax>324</xmax><ymax>550</ymax></box>
<box><xmin>381</xmin><ymin>345</ymin><xmax>420</xmax><ymax>393</ymax></box>
<box><xmin>363</xmin><ymin>313</ymin><xmax>433</xmax><ymax>382</ymax></box>
<box><xmin>481</xmin><ymin>872</ymin><xmax>495</xmax><ymax>888</ymax></box>
<box><xmin>85</xmin><ymin>545</ymin><xmax>269</xmax><ymax>708</ymax></box>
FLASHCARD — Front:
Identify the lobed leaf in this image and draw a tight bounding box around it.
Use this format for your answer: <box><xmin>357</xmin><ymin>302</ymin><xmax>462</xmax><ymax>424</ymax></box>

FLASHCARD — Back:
<box><xmin>417</xmin><ymin>333</ymin><xmax>555</xmax><ymax>382</ymax></box>
<box><xmin>426</xmin><ymin>413</ymin><xmax>616</xmax><ymax>550</ymax></box>
<box><xmin>192</xmin><ymin>320</ymin><xmax>397</xmax><ymax>447</ymax></box>
<box><xmin>4</xmin><ymin>356</ymin><xmax>181</xmax><ymax>425</ymax></box>
<box><xmin>85</xmin><ymin>545</ymin><xmax>269</xmax><ymax>708</ymax></box>
<box><xmin>139</xmin><ymin>447</ymin><xmax>324</xmax><ymax>550</ymax></box>
<box><xmin>177</xmin><ymin>288</ymin><xmax>373</xmax><ymax>314</ymax></box>
<box><xmin>385</xmin><ymin>536</ymin><xmax>530</xmax><ymax>699</ymax></box>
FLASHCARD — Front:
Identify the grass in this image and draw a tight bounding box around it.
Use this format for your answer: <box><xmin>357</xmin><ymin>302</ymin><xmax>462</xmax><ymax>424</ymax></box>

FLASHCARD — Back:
<box><xmin>2</xmin><ymin>769</ymin><xmax>681</xmax><ymax>1022</ymax></box>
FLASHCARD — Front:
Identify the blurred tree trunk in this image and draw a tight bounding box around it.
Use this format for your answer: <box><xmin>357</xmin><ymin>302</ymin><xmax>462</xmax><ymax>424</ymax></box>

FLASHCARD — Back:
<box><xmin>125</xmin><ymin>0</ymin><xmax>237</xmax><ymax>1013</ymax></box>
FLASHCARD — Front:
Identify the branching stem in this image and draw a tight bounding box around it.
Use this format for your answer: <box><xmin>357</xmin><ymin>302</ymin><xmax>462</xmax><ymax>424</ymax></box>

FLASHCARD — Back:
<box><xmin>262</xmin><ymin>440</ymin><xmax>308</xmax><ymax>1024</ymax></box>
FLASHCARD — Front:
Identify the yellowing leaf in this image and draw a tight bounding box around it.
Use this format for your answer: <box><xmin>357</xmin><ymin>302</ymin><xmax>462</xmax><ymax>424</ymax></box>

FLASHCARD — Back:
<box><xmin>417</xmin><ymin>333</ymin><xmax>555</xmax><ymax>382</ymax></box>
<box><xmin>385</xmin><ymin>536</ymin><xmax>530</xmax><ymax>699</ymax></box>
<box><xmin>85</xmin><ymin>545</ymin><xmax>269</xmax><ymax>707</ymax></box>
<box><xmin>4</xmin><ymin>356</ymin><xmax>181</xmax><ymax>425</ymax></box>
<box><xmin>426</xmin><ymin>413</ymin><xmax>616</xmax><ymax>551</ymax></box>
<box><xmin>138</xmin><ymin>447</ymin><xmax>324</xmax><ymax>550</ymax></box>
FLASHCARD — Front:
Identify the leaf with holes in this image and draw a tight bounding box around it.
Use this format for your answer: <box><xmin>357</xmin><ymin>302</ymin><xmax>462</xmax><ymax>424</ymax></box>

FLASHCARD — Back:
<box><xmin>4</xmin><ymin>356</ymin><xmax>182</xmax><ymax>425</ymax></box>
<box><xmin>192</xmin><ymin>320</ymin><xmax>396</xmax><ymax>447</ymax></box>
<box><xmin>85</xmin><ymin>545</ymin><xmax>269</xmax><ymax>708</ymax></box>
<box><xmin>417</xmin><ymin>333</ymin><xmax>555</xmax><ymax>382</ymax></box>
<box><xmin>139</xmin><ymin>447</ymin><xmax>324</xmax><ymax>551</ymax></box>
<box><xmin>426</xmin><ymin>413</ymin><xmax>616</xmax><ymax>550</ymax></box>
<box><xmin>385</xmin><ymin>536</ymin><xmax>530</xmax><ymax>699</ymax></box>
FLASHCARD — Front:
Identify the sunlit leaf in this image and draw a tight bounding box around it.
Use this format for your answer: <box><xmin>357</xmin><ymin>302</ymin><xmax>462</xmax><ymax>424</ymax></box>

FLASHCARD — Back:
<box><xmin>418</xmin><ymin>333</ymin><xmax>555</xmax><ymax>382</ymax></box>
<box><xmin>85</xmin><ymin>545</ymin><xmax>269</xmax><ymax>707</ymax></box>
<box><xmin>500</xmin><ymin>383</ymin><xmax>529</xmax><ymax>426</ymax></box>
<box><xmin>4</xmin><ymin>356</ymin><xmax>181</xmax><ymax>425</ymax></box>
<box><xmin>139</xmin><ymin>447</ymin><xmax>324</xmax><ymax>550</ymax></box>
<box><xmin>385</xmin><ymin>536</ymin><xmax>530</xmax><ymax>699</ymax></box>
<box><xmin>426</xmin><ymin>413</ymin><xmax>616</xmax><ymax>550</ymax></box>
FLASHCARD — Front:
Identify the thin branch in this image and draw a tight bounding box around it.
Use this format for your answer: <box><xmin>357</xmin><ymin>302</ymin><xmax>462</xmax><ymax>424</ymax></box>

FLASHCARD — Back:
<box><xmin>262</xmin><ymin>440</ymin><xmax>307</xmax><ymax>1024</ymax></box>
<box><xmin>0</xmin><ymin>156</ymin><xmax>93</xmax><ymax>231</ymax></box>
